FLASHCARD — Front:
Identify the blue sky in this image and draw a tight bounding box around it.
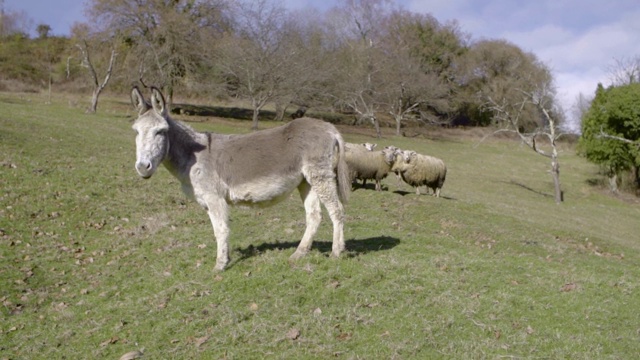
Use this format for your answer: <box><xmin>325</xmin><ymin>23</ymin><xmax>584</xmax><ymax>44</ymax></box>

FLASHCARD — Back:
<box><xmin>6</xmin><ymin>0</ymin><xmax>640</xmax><ymax>130</ymax></box>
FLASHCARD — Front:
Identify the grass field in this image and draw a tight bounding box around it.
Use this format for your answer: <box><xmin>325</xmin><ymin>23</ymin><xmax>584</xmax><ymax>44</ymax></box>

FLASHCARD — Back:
<box><xmin>1</xmin><ymin>91</ymin><xmax>639</xmax><ymax>359</ymax></box>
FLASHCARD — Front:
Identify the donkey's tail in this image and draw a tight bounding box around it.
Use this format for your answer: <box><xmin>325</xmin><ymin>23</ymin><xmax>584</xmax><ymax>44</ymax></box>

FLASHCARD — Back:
<box><xmin>335</xmin><ymin>135</ymin><xmax>350</xmax><ymax>204</ymax></box>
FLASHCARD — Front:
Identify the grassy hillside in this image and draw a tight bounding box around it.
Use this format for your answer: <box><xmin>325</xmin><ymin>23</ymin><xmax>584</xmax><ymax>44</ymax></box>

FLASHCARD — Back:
<box><xmin>1</xmin><ymin>91</ymin><xmax>639</xmax><ymax>359</ymax></box>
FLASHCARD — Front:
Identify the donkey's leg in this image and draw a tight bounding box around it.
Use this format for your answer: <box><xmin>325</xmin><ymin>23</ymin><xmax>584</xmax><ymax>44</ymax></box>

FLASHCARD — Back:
<box><xmin>205</xmin><ymin>198</ymin><xmax>230</xmax><ymax>271</ymax></box>
<box><xmin>312</xmin><ymin>179</ymin><xmax>345</xmax><ymax>258</ymax></box>
<box><xmin>290</xmin><ymin>181</ymin><xmax>322</xmax><ymax>260</ymax></box>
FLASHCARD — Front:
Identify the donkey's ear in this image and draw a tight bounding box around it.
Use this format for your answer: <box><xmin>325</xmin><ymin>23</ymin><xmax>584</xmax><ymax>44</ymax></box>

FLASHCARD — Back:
<box><xmin>131</xmin><ymin>86</ymin><xmax>149</xmax><ymax>115</ymax></box>
<box><xmin>150</xmin><ymin>87</ymin><xmax>168</xmax><ymax>117</ymax></box>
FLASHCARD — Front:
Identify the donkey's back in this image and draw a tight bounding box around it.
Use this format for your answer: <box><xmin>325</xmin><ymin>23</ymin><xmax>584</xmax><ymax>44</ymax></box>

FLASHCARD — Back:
<box><xmin>207</xmin><ymin>117</ymin><xmax>349</xmax><ymax>206</ymax></box>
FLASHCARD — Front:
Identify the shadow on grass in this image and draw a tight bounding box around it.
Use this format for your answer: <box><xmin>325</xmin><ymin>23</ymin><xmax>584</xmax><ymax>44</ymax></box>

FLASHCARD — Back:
<box><xmin>586</xmin><ymin>178</ymin><xmax>605</xmax><ymax>187</ymax></box>
<box><xmin>506</xmin><ymin>180</ymin><xmax>555</xmax><ymax>198</ymax></box>
<box><xmin>351</xmin><ymin>183</ymin><xmax>378</xmax><ymax>191</ymax></box>
<box><xmin>352</xmin><ymin>183</ymin><xmax>405</xmax><ymax>192</ymax></box>
<box><xmin>234</xmin><ymin>236</ymin><xmax>400</xmax><ymax>264</ymax></box>
<box><xmin>392</xmin><ymin>190</ymin><xmax>456</xmax><ymax>200</ymax></box>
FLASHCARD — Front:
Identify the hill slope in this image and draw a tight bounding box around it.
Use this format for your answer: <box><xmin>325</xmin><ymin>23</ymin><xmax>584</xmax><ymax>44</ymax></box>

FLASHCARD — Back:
<box><xmin>1</xmin><ymin>92</ymin><xmax>639</xmax><ymax>359</ymax></box>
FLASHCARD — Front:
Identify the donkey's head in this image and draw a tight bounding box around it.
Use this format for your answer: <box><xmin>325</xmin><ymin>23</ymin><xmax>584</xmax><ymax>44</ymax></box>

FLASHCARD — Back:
<box><xmin>131</xmin><ymin>86</ymin><xmax>170</xmax><ymax>179</ymax></box>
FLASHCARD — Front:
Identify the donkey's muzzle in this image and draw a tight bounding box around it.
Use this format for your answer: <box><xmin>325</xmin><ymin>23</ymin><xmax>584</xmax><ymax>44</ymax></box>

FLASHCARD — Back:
<box><xmin>135</xmin><ymin>160</ymin><xmax>155</xmax><ymax>179</ymax></box>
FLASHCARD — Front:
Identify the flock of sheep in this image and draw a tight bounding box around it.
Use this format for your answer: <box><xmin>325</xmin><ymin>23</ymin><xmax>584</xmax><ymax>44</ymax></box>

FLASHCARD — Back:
<box><xmin>344</xmin><ymin>142</ymin><xmax>447</xmax><ymax>197</ymax></box>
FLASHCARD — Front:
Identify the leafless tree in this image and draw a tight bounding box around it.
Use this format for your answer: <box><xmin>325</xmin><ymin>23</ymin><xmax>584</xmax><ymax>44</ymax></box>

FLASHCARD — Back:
<box><xmin>77</xmin><ymin>42</ymin><xmax>117</xmax><ymax>113</ymax></box>
<box><xmin>87</xmin><ymin>0</ymin><xmax>231</xmax><ymax>107</ymax></box>
<box><xmin>0</xmin><ymin>8</ymin><xmax>32</xmax><ymax>37</ymax></box>
<box><xmin>483</xmin><ymin>80</ymin><xmax>566</xmax><ymax>203</ymax></box>
<box><xmin>216</xmin><ymin>0</ymin><xmax>325</xmax><ymax>130</ymax></box>
<box><xmin>569</xmin><ymin>92</ymin><xmax>592</xmax><ymax>133</ymax></box>
<box><xmin>376</xmin><ymin>10</ymin><xmax>454</xmax><ymax>135</ymax></box>
<box><xmin>607</xmin><ymin>56</ymin><xmax>640</xmax><ymax>86</ymax></box>
<box><xmin>70</xmin><ymin>23</ymin><xmax>117</xmax><ymax>113</ymax></box>
<box><xmin>321</xmin><ymin>0</ymin><xmax>397</xmax><ymax>137</ymax></box>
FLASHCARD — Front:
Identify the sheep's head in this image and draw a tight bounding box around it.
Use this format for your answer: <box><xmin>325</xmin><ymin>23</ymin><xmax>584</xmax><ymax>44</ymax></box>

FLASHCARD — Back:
<box><xmin>403</xmin><ymin>150</ymin><xmax>417</xmax><ymax>164</ymax></box>
<box><xmin>363</xmin><ymin>142</ymin><xmax>377</xmax><ymax>151</ymax></box>
<box><xmin>382</xmin><ymin>147</ymin><xmax>399</xmax><ymax>166</ymax></box>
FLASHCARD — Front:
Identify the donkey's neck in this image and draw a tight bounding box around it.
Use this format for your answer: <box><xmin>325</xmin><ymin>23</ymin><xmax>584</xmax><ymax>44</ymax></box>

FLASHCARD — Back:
<box><xmin>163</xmin><ymin>117</ymin><xmax>208</xmax><ymax>180</ymax></box>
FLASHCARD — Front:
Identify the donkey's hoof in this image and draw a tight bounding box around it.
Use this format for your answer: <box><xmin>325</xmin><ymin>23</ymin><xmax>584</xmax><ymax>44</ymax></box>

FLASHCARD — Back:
<box><xmin>289</xmin><ymin>250</ymin><xmax>308</xmax><ymax>260</ymax></box>
<box><xmin>330</xmin><ymin>250</ymin><xmax>343</xmax><ymax>258</ymax></box>
<box><xmin>214</xmin><ymin>261</ymin><xmax>228</xmax><ymax>272</ymax></box>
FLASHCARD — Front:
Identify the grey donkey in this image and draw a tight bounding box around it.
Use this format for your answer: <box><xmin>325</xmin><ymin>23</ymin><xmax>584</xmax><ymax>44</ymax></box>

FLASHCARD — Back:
<box><xmin>131</xmin><ymin>87</ymin><xmax>350</xmax><ymax>271</ymax></box>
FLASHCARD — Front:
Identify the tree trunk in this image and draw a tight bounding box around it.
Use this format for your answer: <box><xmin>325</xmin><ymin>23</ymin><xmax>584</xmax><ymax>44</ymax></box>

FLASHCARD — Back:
<box><xmin>165</xmin><ymin>83</ymin><xmax>174</xmax><ymax>111</ymax></box>
<box><xmin>608</xmin><ymin>173</ymin><xmax>619</xmax><ymax>192</ymax></box>
<box><xmin>88</xmin><ymin>88</ymin><xmax>100</xmax><ymax>113</ymax></box>
<box><xmin>78</xmin><ymin>45</ymin><xmax>116</xmax><ymax>114</ymax></box>
<box><xmin>252</xmin><ymin>108</ymin><xmax>260</xmax><ymax>130</ymax></box>
<box><xmin>395</xmin><ymin>115</ymin><xmax>402</xmax><ymax>136</ymax></box>
<box><xmin>274</xmin><ymin>102</ymin><xmax>286</xmax><ymax>121</ymax></box>
<box><xmin>632</xmin><ymin>165</ymin><xmax>640</xmax><ymax>196</ymax></box>
<box><xmin>551</xmin><ymin>154</ymin><xmax>562</xmax><ymax>203</ymax></box>
<box><xmin>372</xmin><ymin>116</ymin><xmax>381</xmax><ymax>138</ymax></box>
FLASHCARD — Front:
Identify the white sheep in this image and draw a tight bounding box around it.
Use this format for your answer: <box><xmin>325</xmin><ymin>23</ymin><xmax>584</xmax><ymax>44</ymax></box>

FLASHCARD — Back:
<box><xmin>384</xmin><ymin>145</ymin><xmax>404</xmax><ymax>185</ymax></box>
<box><xmin>391</xmin><ymin>150</ymin><xmax>447</xmax><ymax>196</ymax></box>
<box><xmin>345</xmin><ymin>146</ymin><xmax>398</xmax><ymax>191</ymax></box>
<box><xmin>362</xmin><ymin>142</ymin><xmax>377</xmax><ymax>151</ymax></box>
<box><xmin>344</xmin><ymin>142</ymin><xmax>377</xmax><ymax>188</ymax></box>
<box><xmin>345</xmin><ymin>142</ymin><xmax>377</xmax><ymax>152</ymax></box>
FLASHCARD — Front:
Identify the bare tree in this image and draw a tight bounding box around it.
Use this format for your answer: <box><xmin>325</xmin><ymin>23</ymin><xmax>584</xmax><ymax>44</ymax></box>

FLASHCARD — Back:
<box><xmin>376</xmin><ymin>10</ymin><xmax>455</xmax><ymax>135</ymax></box>
<box><xmin>456</xmin><ymin>39</ymin><xmax>554</xmax><ymax>129</ymax></box>
<box><xmin>321</xmin><ymin>0</ymin><xmax>397</xmax><ymax>137</ymax></box>
<box><xmin>87</xmin><ymin>0</ymin><xmax>231</xmax><ymax>107</ymax></box>
<box><xmin>216</xmin><ymin>0</ymin><xmax>319</xmax><ymax>130</ymax></box>
<box><xmin>76</xmin><ymin>42</ymin><xmax>117</xmax><ymax>113</ymax></box>
<box><xmin>71</xmin><ymin>23</ymin><xmax>117</xmax><ymax>113</ymax></box>
<box><xmin>483</xmin><ymin>80</ymin><xmax>566</xmax><ymax>203</ymax></box>
<box><xmin>607</xmin><ymin>56</ymin><xmax>640</xmax><ymax>86</ymax></box>
<box><xmin>326</xmin><ymin>38</ymin><xmax>382</xmax><ymax>137</ymax></box>
<box><xmin>569</xmin><ymin>92</ymin><xmax>592</xmax><ymax>133</ymax></box>
<box><xmin>0</xmin><ymin>8</ymin><xmax>32</xmax><ymax>37</ymax></box>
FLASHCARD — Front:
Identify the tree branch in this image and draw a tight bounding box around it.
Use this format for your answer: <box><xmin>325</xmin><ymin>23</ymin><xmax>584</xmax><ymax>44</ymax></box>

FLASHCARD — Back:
<box><xmin>597</xmin><ymin>128</ymin><xmax>640</xmax><ymax>147</ymax></box>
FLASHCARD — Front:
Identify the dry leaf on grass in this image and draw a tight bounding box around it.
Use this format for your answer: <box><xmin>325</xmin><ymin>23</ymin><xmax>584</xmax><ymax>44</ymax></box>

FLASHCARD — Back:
<box><xmin>195</xmin><ymin>335</ymin><xmax>210</xmax><ymax>348</ymax></box>
<box><xmin>327</xmin><ymin>280</ymin><xmax>340</xmax><ymax>289</ymax></box>
<box><xmin>100</xmin><ymin>336</ymin><xmax>119</xmax><ymax>347</ymax></box>
<box><xmin>119</xmin><ymin>350</ymin><xmax>143</xmax><ymax>360</ymax></box>
<box><xmin>286</xmin><ymin>328</ymin><xmax>300</xmax><ymax>340</ymax></box>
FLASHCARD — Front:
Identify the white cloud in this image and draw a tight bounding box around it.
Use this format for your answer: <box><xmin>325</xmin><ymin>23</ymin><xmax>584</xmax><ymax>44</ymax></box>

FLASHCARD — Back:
<box><xmin>405</xmin><ymin>0</ymin><xmax>640</xmax><ymax>128</ymax></box>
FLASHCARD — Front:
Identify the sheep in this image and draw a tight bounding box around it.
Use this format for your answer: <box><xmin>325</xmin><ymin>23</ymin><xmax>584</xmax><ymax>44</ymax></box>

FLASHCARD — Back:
<box><xmin>384</xmin><ymin>145</ymin><xmax>404</xmax><ymax>185</ymax></box>
<box><xmin>345</xmin><ymin>146</ymin><xmax>398</xmax><ymax>191</ymax></box>
<box><xmin>391</xmin><ymin>150</ymin><xmax>447</xmax><ymax>196</ymax></box>
<box><xmin>362</xmin><ymin>142</ymin><xmax>377</xmax><ymax>151</ymax></box>
<box><xmin>345</xmin><ymin>142</ymin><xmax>377</xmax><ymax>152</ymax></box>
<box><xmin>344</xmin><ymin>142</ymin><xmax>377</xmax><ymax>187</ymax></box>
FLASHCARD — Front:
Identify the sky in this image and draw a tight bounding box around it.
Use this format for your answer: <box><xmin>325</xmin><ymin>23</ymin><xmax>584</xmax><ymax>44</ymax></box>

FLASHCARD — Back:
<box><xmin>6</xmin><ymin>0</ymin><xmax>640</xmax><ymax>131</ymax></box>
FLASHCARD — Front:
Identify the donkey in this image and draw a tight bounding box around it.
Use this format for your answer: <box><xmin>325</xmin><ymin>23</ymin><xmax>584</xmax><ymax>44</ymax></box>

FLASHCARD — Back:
<box><xmin>131</xmin><ymin>87</ymin><xmax>350</xmax><ymax>271</ymax></box>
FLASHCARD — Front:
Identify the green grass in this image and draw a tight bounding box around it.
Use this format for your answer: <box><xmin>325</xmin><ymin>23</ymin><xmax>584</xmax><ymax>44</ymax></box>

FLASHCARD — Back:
<box><xmin>1</xmin><ymin>91</ymin><xmax>639</xmax><ymax>359</ymax></box>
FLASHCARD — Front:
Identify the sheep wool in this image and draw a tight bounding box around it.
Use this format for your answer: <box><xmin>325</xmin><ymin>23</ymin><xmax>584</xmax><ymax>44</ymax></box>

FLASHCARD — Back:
<box><xmin>392</xmin><ymin>150</ymin><xmax>447</xmax><ymax>196</ymax></box>
<box><xmin>345</xmin><ymin>146</ymin><xmax>397</xmax><ymax>191</ymax></box>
